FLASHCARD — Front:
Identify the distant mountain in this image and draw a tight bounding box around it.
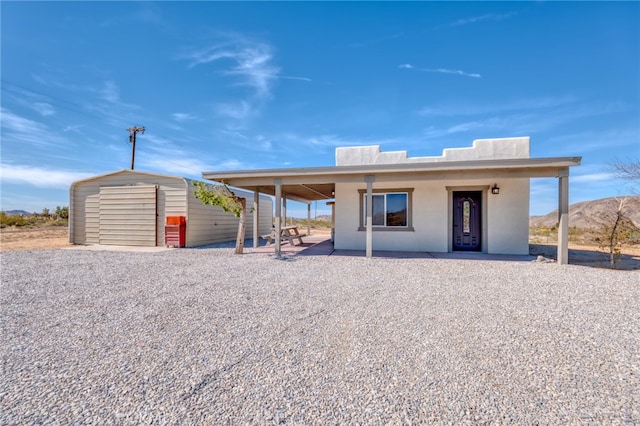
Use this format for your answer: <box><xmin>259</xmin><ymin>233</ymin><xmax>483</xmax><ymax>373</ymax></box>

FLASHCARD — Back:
<box><xmin>1</xmin><ymin>210</ymin><xmax>31</xmax><ymax>216</ymax></box>
<box><xmin>530</xmin><ymin>196</ymin><xmax>640</xmax><ymax>229</ymax></box>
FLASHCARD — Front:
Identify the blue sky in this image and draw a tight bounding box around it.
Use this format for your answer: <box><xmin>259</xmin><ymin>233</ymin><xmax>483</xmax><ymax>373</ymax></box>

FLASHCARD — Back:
<box><xmin>1</xmin><ymin>1</ymin><xmax>638</xmax><ymax>217</ymax></box>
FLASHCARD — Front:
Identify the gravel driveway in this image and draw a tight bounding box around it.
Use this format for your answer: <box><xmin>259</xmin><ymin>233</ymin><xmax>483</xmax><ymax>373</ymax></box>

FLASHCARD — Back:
<box><xmin>1</xmin><ymin>248</ymin><xmax>638</xmax><ymax>424</ymax></box>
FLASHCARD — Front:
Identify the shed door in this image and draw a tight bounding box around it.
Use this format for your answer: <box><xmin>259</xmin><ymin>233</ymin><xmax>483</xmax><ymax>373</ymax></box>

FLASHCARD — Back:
<box><xmin>99</xmin><ymin>185</ymin><xmax>157</xmax><ymax>246</ymax></box>
<box><xmin>453</xmin><ymin>191</ymin><xmax>481</xmax><ymax>251</ymax></box>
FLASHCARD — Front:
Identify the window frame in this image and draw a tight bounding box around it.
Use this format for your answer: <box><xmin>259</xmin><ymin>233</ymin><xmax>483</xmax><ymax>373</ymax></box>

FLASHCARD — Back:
<box><xmin>357</xmin><ymin>188</ymin><xmax>414</xmax><ymax>232</ymax></box>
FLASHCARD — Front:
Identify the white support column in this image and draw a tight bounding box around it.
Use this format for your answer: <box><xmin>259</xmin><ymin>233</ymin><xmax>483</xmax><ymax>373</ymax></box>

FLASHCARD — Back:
<box><xmin>274</xmin><ymin>179</ymin><xmax>282</xmax><ymax>258</ymax></box>
<box><xmin>253</xmin><ymin>189</ymin><xmax>260</xmax><ymax>248</ymax></box>
<box><xmin>307</xmin><ymin>202</ymin><xmax>311</xmax><ymax>236</ymax></box>
<box><xmin>365</xmin><ymin>175</ymin><xmax>375</xmax><ymax>258</ymax></box>
<box><xmin>557</xmin><ymin>170</ymin><xmax>569</xmax><ymax>265</ymax></box>
<box><xmin>282</xmin><ymin>196</ymin><xmax>287</xmax><ymax>227</ymax></box>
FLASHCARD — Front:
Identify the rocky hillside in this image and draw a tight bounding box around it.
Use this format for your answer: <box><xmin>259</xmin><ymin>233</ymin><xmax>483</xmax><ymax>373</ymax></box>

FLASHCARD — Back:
<box><xmin>530</xmin><ymin>196</ymin><xmax>640</xmax><ymax>229</ymax></box>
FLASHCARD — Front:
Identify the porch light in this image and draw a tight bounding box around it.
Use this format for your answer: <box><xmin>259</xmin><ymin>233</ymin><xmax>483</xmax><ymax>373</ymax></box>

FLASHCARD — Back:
<box><xmin>491</xmin><ymin>183</ymin><xmax>500</xmax><ymax>195</ymax></box>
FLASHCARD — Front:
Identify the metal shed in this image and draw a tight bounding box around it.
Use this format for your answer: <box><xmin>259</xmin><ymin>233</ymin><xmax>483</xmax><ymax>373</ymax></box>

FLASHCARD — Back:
<box><xmin>69</xmin><ymin>170</ymin><xmax>273</xmax><ymax>247</ymax></box>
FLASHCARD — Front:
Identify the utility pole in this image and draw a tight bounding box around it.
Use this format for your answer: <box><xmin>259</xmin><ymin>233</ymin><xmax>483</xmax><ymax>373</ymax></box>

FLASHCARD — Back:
<box><xmin>126</xmin><ymin>126</ymin><xmax>145</xmax><ymax>170</ymax></box>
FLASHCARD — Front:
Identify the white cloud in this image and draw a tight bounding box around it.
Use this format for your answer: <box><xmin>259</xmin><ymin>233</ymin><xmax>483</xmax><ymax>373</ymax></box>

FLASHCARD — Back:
<box><xmin>545</xmin><ymin>128</ymin><xmax>640</xmax><ymax>155</ymax></box>
<box><xmin>141</xmin><ymin>157</ymin><xmax>211</xmax><ymax>177</ymax></box>
<box><xmin>399</xmin><ymin>64</ymin><xmax>481</xmax><ymax>78</ymax></box>
<box><xmin>33</xmin><ymin>102</ymin><xmax>55</xmax><ymax>116</ymax></box>
<box><xmin>438</xmin><ymin>12</ymin><xmax>517</xmax><ymax>28</ymax></box>
<box><xmin>418</xmin><ymin>95</ymin><xmax>579</xmax><ymax>117</ymax></box>
<box><xmin>184</xmin><ymin>37</ymin><xmax>279</xmax><ymax>99</ymax></box>
<box><xmin>138</xmin><ymin>133</ymin><xmax>214</xmax><ymax>176</ymax></box>
<box><xmin>280</xmin><ymin>75</ymin><xmax>312</xmax><ymax>82</ymax></box>
<box><xmin>0</xmin><ymin>163</ymin><xmax>92</xmax><ymax>188</ymax></box>
<box><xmin>571</xmin><ymin>172</ymin><xmax>615</xmax><ymax>183</ymax></box>
<box><xmin>421</xmin><ymin>99</ymin><xmax>630</xmax><ymax>140</ymax></box>
<box><xmin>63</xmin><ymin>125</ymin><xmax>84</xmax><ymax>133</ymax></box>
<box><xmin>102</xmin><ymin>81</ymin><xmax>120</xmax><ymax>103</ymax></box>
<box><xmin>172</xmin><ymin>112</ymin><xmax>197</xmax><ymax>122</ymax></box>
<box><xmin>215</xmin><ymin>101</ymin><xmax>254</xmax><ymax>120</ymax></box>
<box><xmin>0</xmin><ymin>108</ymin><xmax>61</xmax><ymax>147</ymax></box>
<box><xmin>220</xmin><ymin>159</ymin><xmax>242</xmax><ymax>169</ymax></box>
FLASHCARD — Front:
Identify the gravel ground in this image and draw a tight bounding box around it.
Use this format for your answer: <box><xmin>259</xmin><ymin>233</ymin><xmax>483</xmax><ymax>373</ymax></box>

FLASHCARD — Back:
<box><xmin>1</xmin><ymin>248</ymin><xmax>638</xmax><ymax>425</ymax></box>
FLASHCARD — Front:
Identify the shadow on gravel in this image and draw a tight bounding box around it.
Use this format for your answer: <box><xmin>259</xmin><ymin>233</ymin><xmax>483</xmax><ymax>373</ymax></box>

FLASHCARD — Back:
<box><xmin>530</xmin><ymin>244</ymin><xmax>640</xmax><ymax>271</ymax></box>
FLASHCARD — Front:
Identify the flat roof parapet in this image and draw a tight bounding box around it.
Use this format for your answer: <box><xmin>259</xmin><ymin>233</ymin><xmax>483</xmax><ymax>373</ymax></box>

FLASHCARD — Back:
<box><xmin>335</xmin><ymin>137</ymin><xmax>531</xmax><ymax>166</ymax></box>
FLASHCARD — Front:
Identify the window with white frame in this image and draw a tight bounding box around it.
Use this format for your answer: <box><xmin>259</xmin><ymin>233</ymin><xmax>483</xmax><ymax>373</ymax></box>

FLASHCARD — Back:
<box><xmin>358</xmin><ymin>188</ymin><xmax>414</xmax><ymax>231</ymax></box>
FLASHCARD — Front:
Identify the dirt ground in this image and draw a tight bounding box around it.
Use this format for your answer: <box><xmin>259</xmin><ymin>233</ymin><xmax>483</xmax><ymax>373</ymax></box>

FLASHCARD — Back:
<box><xmin>1</xmin><ymin>226</ymin><xmax>638</xmax><ymax>270</ymax></box>
<box><xmin>0</xmin><ymin>226</ymin><xmax>71</xmax><ymax>252</ymax></box>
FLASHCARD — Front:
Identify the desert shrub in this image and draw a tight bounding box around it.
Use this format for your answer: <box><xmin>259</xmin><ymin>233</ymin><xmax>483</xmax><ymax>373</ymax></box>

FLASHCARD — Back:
<box><xmin>1</xmin><ymin>212</ymin><xmax>28</xmax><ymax>227</ymax></box>
<box><xmin>287</xmin><ymin>218</ymin><xmax>332</xmax><ymax>229</ymax></box>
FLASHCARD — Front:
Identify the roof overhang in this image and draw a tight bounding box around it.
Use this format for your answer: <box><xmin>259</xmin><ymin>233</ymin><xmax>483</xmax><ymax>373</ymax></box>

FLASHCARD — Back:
<box><xmin>202</xmin><ymin>157</ymin><xmax>582</xmax><ymax>202</ymax></box>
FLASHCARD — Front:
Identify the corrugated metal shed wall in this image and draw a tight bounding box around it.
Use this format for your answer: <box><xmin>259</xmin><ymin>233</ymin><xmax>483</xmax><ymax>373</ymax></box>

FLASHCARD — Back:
<box><xmin>185</xmin><ymin>181</ymin><xmax>273</xmax><ymax>247</ymax></box>
<box><xmin>99</xmin><ymin>185</ymin><xmax>157</xmax><ymax>246</ymax></box>
<box><xmin>70</xmin><ymin>170</ymin><xmax>274</xmax><ymax>247</ymax></box>
<box><xmin>71</xmin><ymin>171</ymin><xmax>186</xmax><ymax>245</ymax></box>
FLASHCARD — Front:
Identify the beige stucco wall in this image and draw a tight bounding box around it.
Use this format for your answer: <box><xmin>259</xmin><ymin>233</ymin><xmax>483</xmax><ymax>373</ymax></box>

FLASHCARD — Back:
<box><xmin>334</xmin><ymin>177</ymin><xmax>529</xmax><ymax>255</ymax></box>
<box><xmin>333</xmin><ymin>137</ymin><xmax>531</xmax><ymax>255</ymax></box>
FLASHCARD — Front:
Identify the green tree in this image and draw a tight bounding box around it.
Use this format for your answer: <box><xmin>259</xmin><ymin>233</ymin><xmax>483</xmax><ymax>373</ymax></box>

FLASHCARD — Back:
<box><xmin>193</xmin><ymin>181</ymin><xmax>247</xmax><ymax>254</ymax></box>
<box><xmin>55</xmin><ymin>206</ymin><xmax>69</xmax><ymax>219</ymax></box>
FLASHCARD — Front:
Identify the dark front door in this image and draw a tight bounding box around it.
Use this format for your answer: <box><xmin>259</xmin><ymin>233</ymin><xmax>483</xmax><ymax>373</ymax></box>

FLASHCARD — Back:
<box><xmin>453</xmin><ymin>191</ymin><xmax>481</xmax><ymax>251</ymax></box>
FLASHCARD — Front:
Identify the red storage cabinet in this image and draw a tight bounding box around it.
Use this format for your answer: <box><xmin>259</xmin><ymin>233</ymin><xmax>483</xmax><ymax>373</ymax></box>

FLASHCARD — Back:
<box><xmin>165</xmin><ymin>216</ymin><xmax>186</xmax><ymax>247</ymax></box>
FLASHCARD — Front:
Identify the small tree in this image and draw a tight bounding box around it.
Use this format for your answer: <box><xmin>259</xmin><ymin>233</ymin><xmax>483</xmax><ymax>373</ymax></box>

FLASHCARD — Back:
<box><xmin>609</xmin><ymin>159</ymin><xmax>640</xmax><ymax>194</ymax></box>
<box><xmin>55</xmin><ymin>206</ymin><xmax>69</xmax><ymax>219</ymax></box>
<box><xmin>594</xmin><ymin>198</ymin><xmax>638</xmax><ymax>269</ymax></box>
<box><xmin>193</xmin><ymin>181</ymin><xmax>247</xmax><ymax>254</ymax></box>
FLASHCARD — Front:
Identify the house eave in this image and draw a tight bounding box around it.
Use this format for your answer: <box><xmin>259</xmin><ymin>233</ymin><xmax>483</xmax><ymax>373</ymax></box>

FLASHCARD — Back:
<box><xmin>202</xmin><ymin>157</ymin><xmax>581</xmax><ymax>181</ymax></box>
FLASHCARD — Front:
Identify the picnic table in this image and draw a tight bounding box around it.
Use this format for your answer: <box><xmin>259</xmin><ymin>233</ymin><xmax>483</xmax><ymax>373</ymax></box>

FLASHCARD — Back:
<box><xmin>262</xmin><ymin>225</ymin><xmax>306</xmax><ymax>246</ymax></box>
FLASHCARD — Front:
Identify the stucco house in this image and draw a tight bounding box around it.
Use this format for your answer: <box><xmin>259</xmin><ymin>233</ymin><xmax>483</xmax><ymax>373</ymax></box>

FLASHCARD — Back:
<box><xmin>202</xmin><ymin>137</ymin><xmax>581</xmax><ymax>263</ymax></box>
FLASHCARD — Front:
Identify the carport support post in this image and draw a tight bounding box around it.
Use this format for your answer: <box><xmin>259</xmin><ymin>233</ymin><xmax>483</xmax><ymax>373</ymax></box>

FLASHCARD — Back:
<box><xmin>365</xmin><ymin>175</ymin><xmax>375</xmax><ymax>259</ymax></box>
<box><xmin>253</xmin><ymin>189</ymin><xmax>260</xmax><ymax>248</ymax></box>
<box><xmin>307</xmin><ymin>202</ymin><xmax>311</xmax><ymax>236</ymax></box>
<box><xmin>557</xmin><ymin>170</ymin><xmax>569</xmax><ymax>265</ymax></box>
<box><xmin>283</xmin><ymin>196</ymin><xmax>287</xmax><ymax>226</ymax></box>
<box><xmin>274</xmin><ymin>179</ymin><xmax>282</xmax><ymax>257</ymax></box>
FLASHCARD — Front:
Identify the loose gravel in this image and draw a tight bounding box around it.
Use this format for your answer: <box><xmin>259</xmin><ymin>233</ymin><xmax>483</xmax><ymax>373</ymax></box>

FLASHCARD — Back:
<box><xmin>1</xmin><ymin>248</ymin><xmax>638</xmax><ymax>424</ymax></box>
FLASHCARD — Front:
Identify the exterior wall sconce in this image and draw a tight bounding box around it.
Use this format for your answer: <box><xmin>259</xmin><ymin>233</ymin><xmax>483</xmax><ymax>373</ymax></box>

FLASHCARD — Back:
<box><xmin>491</xmin><ymin>184</ymin><xmax>500</xmax><ymax>195</ymax></box>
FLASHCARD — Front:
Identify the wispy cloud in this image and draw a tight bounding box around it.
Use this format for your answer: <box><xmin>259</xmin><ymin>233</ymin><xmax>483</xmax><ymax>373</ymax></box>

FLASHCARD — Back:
<box><xmin>399</xmin><ymin>63</ymin><xmax>481</xmax><ymax>79</ymax></box>
<box><xmin>181</xmin><ymin>34</ymin><xmax>311</xmax><ymax>101</ymax></box>
<box><xmin>137</xmin><ymin>133</ymin><xmax>216</xmax><ymax>176</ymax></box>
<box><xmin>280</xmin><ymin>75</ymin><xmax>312</xmax><ymax>82</ymax></box>
<box><xmin>437</xmin><ymin>12</ymin><xmax>517</xmax><ymax>29</ymax></box>
<box><xmin>32</xmin><ymin>102</ymin><xmax>55</xmax><ymax>116</ymax></box>
<box><xmin>215</xmin><ymin>101</ymin><xmax>254</xmax><ymax>120</ymax></box>
<box><xmin>571</xmin><ymin>172</ymin><xmax>615</xmax><ymax>184</ymax></box>
<box><xmin>0</xmin><ymin>108</ymin><xmax>61</xmax><ymax>148</ymax></box>
<box><xmin>183</xmin><ymin>36</ymin><xmax>279</xmax><ymax>99</ymax></box>
<box><xmin>172</xmin><ymin>112</ymin><xmax>198</xmax><ymax>122</ymax></box>
<box><xmin>419</xmin><ymin>97</ymin><xmax>631</xmax><ymax>140</ymax></box>
<box><xmin>0</xmin><ymin>163</ymin><xmax>92</xmax><ymax>188</ymax></box>
<box><xmin>101</xmin><ymin>81</ymin><xmax>120</xmax><ymax>103</ymax></box>
<box><xmin>100</xmin><ymin>5</ymin><xmax>167</xmax><ymax>29</ymax></box>
<box><xmin>418</xmin><ymin>95</ymin><xmax>579</xmax><ymax>117</ymax></box>
<box><xmin>3</xmin><ymin>82</ymin><xmax>57</xmax><ymax>116</ymax></box>
<box><xmin>545</xmin><ymin>127</ymin><xmax>640</xmax><ymax>155</ymax></box>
